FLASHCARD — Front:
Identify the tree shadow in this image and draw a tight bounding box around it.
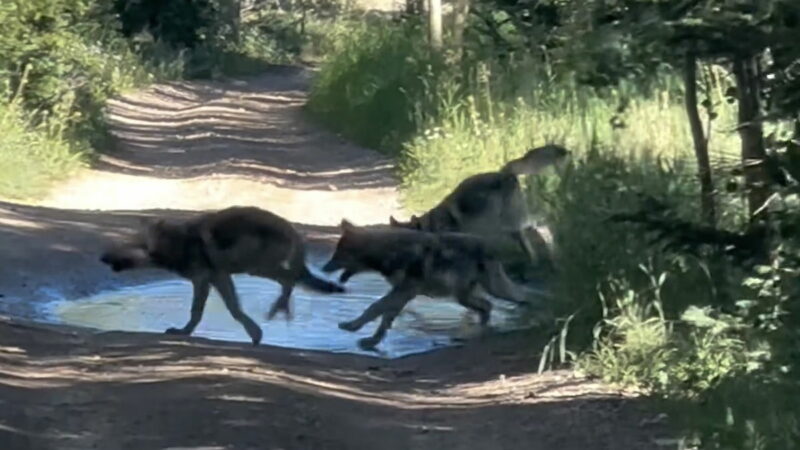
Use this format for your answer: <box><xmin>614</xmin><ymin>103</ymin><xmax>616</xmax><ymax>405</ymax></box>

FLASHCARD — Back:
<box><xmin>0</xmin><ymin>201</ymin><xmax>341</xmax><ymax>318</ymax></box>
<box><xmin>0</xmin><ymin>323</ymin><xmax>668</xmax><ymax>450</ymax></box>
<box><xmin>97</xmin><ymin>66</ymin><xmax>398</xmax><ymax>191</ymax></box>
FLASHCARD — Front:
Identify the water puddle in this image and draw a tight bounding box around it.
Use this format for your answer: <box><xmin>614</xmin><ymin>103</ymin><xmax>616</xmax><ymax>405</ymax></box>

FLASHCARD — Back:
<box><xmin>44</xmin><ymin>256</ymin><xmax>535</xmax><ymax>358</ymax></box>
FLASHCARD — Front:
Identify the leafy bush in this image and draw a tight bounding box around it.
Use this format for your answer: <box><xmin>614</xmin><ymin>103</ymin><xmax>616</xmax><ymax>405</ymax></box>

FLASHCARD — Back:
<box><xmin>0</xmin><ymin>0</ymin><xmax>325</xmax><ymax>199</ymax></box>
<box><xmin>0</xmin><ymin>0</ymin><xmax>194</xmax><ymax>198</ymax></box>
<box><xmin>577</xmin><ymin>272</ymin><xmax>750</xmax><ymax>396</ymax></box>
<box><xmin>306</xmin><ymin>6</ymin><xmax>800</xmax><ymax>450</ymax></box>
<box><xmin>308</xmin><ymin>20</ymin><xmax>445</xmax><ymax>152</ymax></box>
<box><xmin>0</xmin><ymin>101</ymin><xmax>84</xmax><ymax>199</ymax></box>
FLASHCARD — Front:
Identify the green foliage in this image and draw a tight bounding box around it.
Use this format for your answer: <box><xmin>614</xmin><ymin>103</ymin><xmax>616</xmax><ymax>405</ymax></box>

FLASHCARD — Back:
<box><xmin>670</xmin><ymin>376</ymin><xmax>800</xmax><ymax>450</ymax></box>
<box><xmin>0</xmin><ymin>101</ymin><xmax>84</xmax><ymax>200</ymax></box>
<box><xmin>308</xmin><ymin>19</ymin><xmax>445</xmax><ymax>152</ymax></box>
<box><xmin>577</xmin><ymin>272</ymin><xmax>750</xmax><ymax>396</ymax></box>
<box><xmin>0</xmin><ymin>0</ymin><xmax>334</xmax><ymax>199</ymax></box>
<box><xmin>304</xmin><ymin>2</ymin><xmax>800</xmax><ymax>449</ymax></box>
<box><xmin>0</xmin><ymin>0</ymin><xmax>187</xmax><ymax>198</ymax></box>
<box><xmin>1</xmin><ymin>0</ymin><xmax>156</xmax><ymax>140</ymax></box>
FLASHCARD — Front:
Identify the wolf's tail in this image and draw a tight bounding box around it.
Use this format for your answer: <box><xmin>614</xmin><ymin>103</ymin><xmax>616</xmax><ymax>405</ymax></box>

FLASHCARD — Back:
<box><xmin>299</xmin><ymin>266</ymin><xmax>345</xmax><ymax>293</ymax></box>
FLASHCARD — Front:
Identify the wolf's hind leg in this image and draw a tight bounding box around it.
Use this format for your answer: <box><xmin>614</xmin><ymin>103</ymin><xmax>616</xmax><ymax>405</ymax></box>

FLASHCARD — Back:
<box><xmin>456</xmin><ymin>287</ymin><xmax>493</xmax><ymax>326</ymax></box>
<box><xmin>166</xmin><ymin>278</ymin><xmax>210</xmax><ymax>336</ymax></box>
<box><xmin>340</xmin><ymin>284</ymin><xmax>416</xmax><ymax>333</ymax></box>
<box><xmin>213</xmin><ymin>273</ymin><xmax>263</xmax><ymax>346</ymax></box>
<box><xmin>267</xmin><ymin>282</ymin><xmax>293</xmax><ymax>321</ymax></box>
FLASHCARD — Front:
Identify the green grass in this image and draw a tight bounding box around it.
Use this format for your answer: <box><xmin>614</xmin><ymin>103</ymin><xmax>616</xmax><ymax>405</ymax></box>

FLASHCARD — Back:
<box><xmin>400</xmin><ymin>67</ymin><xmax>741</xmax><ymax>212</ymax></box>
<box><xmin>0</xmin><ymin>102</ymin><xmax>84</xmax><ymax>200</ymax></box>
<box><xmin>308</xmin><ymin>20</ymin><xmax>444</xmax><ymax>152</ymax></box>
<box><xmin>0</xmin><ymin>1</ymin><xmax>327</xmax><ymax>201</ymax></box>
<box><xmin>305</xmin><ymin>17</ymin><xmax>800</xmax><ymax>449</ymax></box>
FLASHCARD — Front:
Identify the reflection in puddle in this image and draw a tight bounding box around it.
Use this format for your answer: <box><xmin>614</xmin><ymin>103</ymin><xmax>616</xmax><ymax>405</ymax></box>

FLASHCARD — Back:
<box><xmin>47</xmin><ymin>267</ymin><xmax>534</xmax><ymax>358</ymax></box>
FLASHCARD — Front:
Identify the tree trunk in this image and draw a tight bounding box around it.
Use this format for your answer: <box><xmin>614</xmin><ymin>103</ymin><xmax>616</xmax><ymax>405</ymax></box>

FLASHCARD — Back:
<box><xmin>428</xmin><ymin>0</ymin><xmax>443</xmax><ymax>50</ymax></box>
<box><xmin>685</xmin><ymin>51</ymin><xmax>730</xmax><ymax>302</ymax></box>
<box><xmin>224</xmin><ymin>0</ymin><xmax>242</xmax><ymax>45</ymax></box>
<box><xmin>732</xmin><ymin>55</ymin><xmax>770</xmax><ymax>223</ymax></box>
<box><xmin>452</xmin><ymin>0</ymin><xmax>470</xmax><ymax>59</ymax></box>
<box><xmin>683</xmin><ymin>51</ymin><xmax>716</xmax><ymax>226</ymax></box>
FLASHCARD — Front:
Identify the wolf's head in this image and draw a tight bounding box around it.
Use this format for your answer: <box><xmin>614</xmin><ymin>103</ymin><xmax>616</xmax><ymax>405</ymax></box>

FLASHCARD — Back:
<box><xmin>321</xmin><ymin>219</ymin><xmax>372</xmax><ymax>283</ymax></box>
<box><xmin>503</xmin><ymin>144</ymin><xmax>570</xmax><ymax>176</ymax></box>
<box><xmin>99</xmin><ymin>217</ymin><xmax>188</xmax><ymax>272</ymax></box>
<box><xmin>99</xmin><ymin>243</ymin><xmax>151</xmax><ymax>272</ymax></box>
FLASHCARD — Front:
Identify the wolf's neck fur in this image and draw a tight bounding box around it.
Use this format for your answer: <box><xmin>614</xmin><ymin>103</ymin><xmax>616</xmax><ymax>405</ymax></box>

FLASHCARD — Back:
<box><xmin>501</xmin><ymin>157</ymin><xmax>546</xmax><ymax>176</ymax></box>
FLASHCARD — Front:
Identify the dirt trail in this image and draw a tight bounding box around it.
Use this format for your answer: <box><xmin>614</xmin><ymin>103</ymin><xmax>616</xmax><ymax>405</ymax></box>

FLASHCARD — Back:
<box><xmin>0</xmin><ymin>66</ymin><xmax>668</xmax><ymax>449</ymax></box>
<box><xmin>39</xmin><ymin>66</ymin><xmax>403</xmax><ymax>226</ymax></box>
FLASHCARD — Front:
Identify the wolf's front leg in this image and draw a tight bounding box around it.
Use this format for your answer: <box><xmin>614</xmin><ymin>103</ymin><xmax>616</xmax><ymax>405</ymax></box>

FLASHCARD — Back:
<box><xmin>339</xmin><ymin>284</ymin><xmax>417</xmax><ymax>332</ymax></box>
<box><xmin>357</xmin><ymin>293</ymin><xmax>415</xmax><ymax>350</ymax></box>
<box><xmin>213</xmin><ymin>273</ymin><xmax>263</xmax><ymax>346</ymax></box>
<box><xmin>165</xmin><ymin>277</ymin><xmax>210</xmax><ymax>336</ymax></box>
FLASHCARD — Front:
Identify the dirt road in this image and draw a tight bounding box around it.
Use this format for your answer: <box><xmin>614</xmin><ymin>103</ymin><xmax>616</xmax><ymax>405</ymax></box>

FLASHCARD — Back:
<box><xmin>0</xmin><ymin>66</ymin><xmax>668</xmax><ymax>449</ymax></box>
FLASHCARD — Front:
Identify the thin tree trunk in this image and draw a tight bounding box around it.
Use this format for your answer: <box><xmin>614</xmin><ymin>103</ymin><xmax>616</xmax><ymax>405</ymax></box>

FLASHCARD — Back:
<box><xmin>684</xmin><ymin>51</ymin><xmax>716</xmax><ymax>226</ymax></box>
<box><xmin>685</xmin><ymin>51</ymin><xmax>729</xmax><ymax>302</ymax></box>
<box><xmin>428</xmin><ymin>0</ymin><xmax>442</xmax><ymax>50</ymax></box>
<box><xmin>732</xmin><ymin>55</ymin><xmax>770</xmax><ymax>224</ymax></box>
<box><xmin>452</xmin><ymin>0</ymin><xmax>470</xmax><ymax>59</ymax></box>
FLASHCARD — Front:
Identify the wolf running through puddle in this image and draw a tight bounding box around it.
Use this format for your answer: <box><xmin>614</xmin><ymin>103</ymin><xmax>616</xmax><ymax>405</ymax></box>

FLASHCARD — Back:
<box><xmin>100</xmin><ymin>206</ymin><xmax>344</xmax><ymax>345</ymax></box>
<box><xmin>322</xmin><ymin>220</ymin><xmax>547</xmax><ymax>350</ymax></box>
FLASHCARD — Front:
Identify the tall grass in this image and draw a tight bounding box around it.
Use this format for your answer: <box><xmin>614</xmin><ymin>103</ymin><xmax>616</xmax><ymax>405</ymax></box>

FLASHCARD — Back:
<box><xmin>306</xmin><ymin>18</ymin><xmax>800</xmax><ymax>448</ymax></box>
<box><xmin>401</xmin><ymin>61</ymin><xmax>741</xmax><ymax>213</ymax></box>
<box><xmin>308</xmin><ymin>20</ymin><xmax>445</xmax><ymax>151</ymax></box>
<box><xmin>0</xmin><ymin>1</ymin><xmax>321</xmax><ymax>200</ymax></box>
<box><xmin>0</xmin><ymin>102</ymin><xmax>84</xmax><ymax>200</ymax></box>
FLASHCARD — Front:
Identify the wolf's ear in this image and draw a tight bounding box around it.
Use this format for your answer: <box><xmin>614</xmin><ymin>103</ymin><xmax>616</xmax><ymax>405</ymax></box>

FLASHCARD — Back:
<box><xmin>389</xmin><ymin>216</ymin><xmax>400</xmax><ymax>226</ymax></box>
<box><xmin>340</xmin><ymin>219</ymin><xmax>356</xmax><ymax>231</ymax></box>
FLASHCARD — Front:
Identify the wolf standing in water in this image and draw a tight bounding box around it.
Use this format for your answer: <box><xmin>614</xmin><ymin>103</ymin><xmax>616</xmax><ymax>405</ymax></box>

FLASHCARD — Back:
<box><xmin>322</xmin><ymin>220</ymin><xmax>537</xmax><ymax>350</ymax></box>
<box><xmin>100</xmin><ymin>206</ymin><xmax>344</xmax><ymax>345</ymax></box>
<box><xmin>390</xmin><ymin>144</ymin><xmax>569</xmax><ymax>263</ymax></box>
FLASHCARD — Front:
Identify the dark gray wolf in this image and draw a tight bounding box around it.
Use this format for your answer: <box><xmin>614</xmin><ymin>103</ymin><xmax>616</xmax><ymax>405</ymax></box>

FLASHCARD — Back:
<box><xmin>100</xmin><ymin>206</ymin><xmax>344</xmax><ymax>345</ymax></box>
<box><xmin>321</xmin><ymin>220</ymin><xmax>538</xmax><ymax>350</ymax></box>
<box><xmin>390</xmin><ymin>144</ymin><xmax>569</xmax><ymax>264</ymax></box>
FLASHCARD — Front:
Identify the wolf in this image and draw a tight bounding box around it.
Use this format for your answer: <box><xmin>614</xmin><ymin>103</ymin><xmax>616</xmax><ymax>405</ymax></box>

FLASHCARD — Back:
<box><xmin>321</xmin><ymin>220</ymin><xmax>541</xmax><ymax>350</ymax></box>
<box><xmin>100</xmin><ymin>206</ymin><xmax>345</xmax><ymax>345</ymax></box>
<box><xmin>390</xmin><ymin>144</ymin><xmax>569</xmax><ymax>264</ymax></box>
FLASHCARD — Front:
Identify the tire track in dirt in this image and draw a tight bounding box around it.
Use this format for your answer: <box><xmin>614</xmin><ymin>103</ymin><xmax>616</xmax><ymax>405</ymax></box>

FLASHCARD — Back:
<box><xmin>38</xmin><ymin>65</ymin><xmax>405</xmax><ymax>226</ymax></box>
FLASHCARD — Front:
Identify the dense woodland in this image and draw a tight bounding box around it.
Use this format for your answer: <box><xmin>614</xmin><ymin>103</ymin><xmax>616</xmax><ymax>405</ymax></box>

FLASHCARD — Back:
<box><xmin>2</xmin><ymin>0</ymin><xmax>800</xmax><ymax>448</ymax></box>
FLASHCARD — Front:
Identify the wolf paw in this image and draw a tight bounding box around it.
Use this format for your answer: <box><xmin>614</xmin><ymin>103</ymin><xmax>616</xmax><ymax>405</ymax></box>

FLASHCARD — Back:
<box><xmin>338</xmin><ymin>320</ymin><xmax>361</xmax><ymax>332</ymax></box>
<box><xmin>357</xmin><ymin>337</ymin><xmax>380</xmax><ymax>351</ymax></box>
<box><xmin>164</xmin><ymin>327</ymin><xmax>189</xmax><ymax>335</ymax></box>
<box><xmin>249</xmin><ymin>328</ymin><xmax>263</xmax><ymax>346</ymax></box>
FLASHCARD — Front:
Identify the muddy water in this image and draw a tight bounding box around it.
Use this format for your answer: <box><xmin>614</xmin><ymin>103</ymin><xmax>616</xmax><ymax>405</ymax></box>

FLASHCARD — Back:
<box><xmin>44</xmin><ymin>263</ymin><xmax>534</xmax><ymax>358</ymax></box>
